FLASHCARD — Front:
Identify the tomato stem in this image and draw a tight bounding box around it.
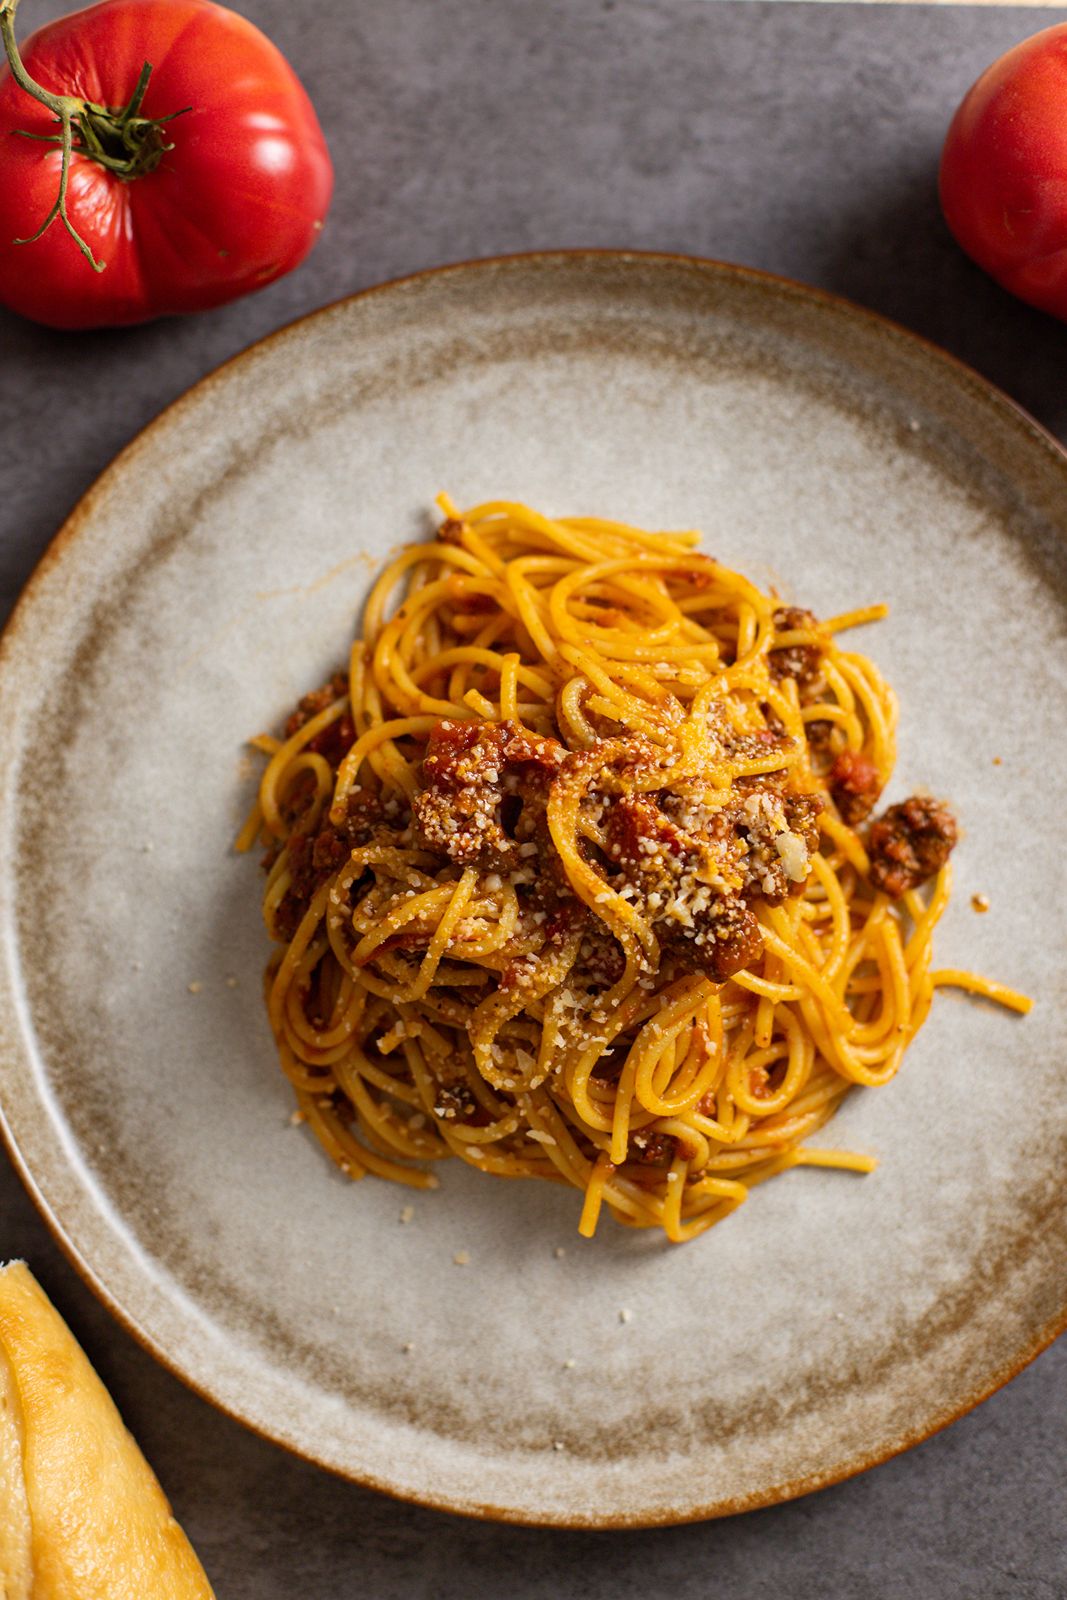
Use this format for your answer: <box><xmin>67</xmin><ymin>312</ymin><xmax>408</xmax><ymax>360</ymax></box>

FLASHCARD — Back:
<box><xmin>0</xmin><ymin>0</ymin><xmax>190</xmax><ymax>272</ymax></box>
<box><xmin>123</xmin><ymin>61</ymin><xmax>152</xmax><ymax>122</ymax></box>
<box><xmin>0</xmin><ymin>0</ymin><xmax>103</xmax><ymax>268</ymax></box>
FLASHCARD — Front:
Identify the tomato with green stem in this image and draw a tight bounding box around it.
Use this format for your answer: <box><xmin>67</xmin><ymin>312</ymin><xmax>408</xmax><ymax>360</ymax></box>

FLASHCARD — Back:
<box><xmin>0</xmin><ymin>0</ymin><xmax>333</xmax><ymax>328</ymax></box>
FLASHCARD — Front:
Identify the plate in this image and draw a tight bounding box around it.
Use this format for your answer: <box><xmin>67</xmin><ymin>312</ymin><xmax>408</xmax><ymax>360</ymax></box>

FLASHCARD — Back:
<box><xmin>0</xmin><ymin>253</ymin><xmax>1065</xmax><ymax>1527</ymax></box>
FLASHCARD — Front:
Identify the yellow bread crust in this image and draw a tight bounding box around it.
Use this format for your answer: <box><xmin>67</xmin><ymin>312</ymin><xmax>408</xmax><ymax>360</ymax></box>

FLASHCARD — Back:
<box><xmin>0</xmin><ymin>1318</ymin><xmax>32</xmax><ymax>1600</ymax></box>
<box><xmin>0</xmin><ymin>1261</ymin><xmax>215</xmax><ymax>1600</ymax></box>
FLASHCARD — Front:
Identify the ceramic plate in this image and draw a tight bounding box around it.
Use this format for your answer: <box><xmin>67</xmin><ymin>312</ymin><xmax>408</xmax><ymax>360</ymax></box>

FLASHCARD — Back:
<box><xmin>1</xmin><ymin>254</ymin><xmax>1064</xmax><ymax>1527</ymax></box>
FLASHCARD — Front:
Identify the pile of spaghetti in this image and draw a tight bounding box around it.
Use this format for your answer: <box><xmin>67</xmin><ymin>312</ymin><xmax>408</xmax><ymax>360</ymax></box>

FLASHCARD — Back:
<box><xmin>239</xmin><ymin>498</ymin><xmax>1029</xmax><ymax>1242</ymax></box>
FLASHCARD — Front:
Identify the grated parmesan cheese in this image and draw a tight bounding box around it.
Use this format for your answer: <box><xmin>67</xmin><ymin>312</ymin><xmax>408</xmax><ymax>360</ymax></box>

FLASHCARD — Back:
<box><xmin>775</xmin><ymin>830</ymin><xmax>809</xmax><ymax>882</ymax></box>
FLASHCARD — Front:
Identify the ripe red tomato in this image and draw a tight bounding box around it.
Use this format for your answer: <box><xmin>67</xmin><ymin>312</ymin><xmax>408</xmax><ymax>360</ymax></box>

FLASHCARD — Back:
<box><xmin>940</xmin><ymin>25</ymin><xmax>1067</xmax><ymax>322</ymax></box>
<box><xmin>0</xmin><ymin>0</ymin><xmax>333</xmax><ymax>328</ymax></box>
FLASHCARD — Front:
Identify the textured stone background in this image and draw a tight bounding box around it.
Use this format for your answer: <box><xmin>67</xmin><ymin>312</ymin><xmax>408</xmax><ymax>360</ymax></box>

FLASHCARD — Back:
<box><xmin>0</xmin><ymin>3</ymin><xmax>1064</xmax><ymax>1595</ymax></box>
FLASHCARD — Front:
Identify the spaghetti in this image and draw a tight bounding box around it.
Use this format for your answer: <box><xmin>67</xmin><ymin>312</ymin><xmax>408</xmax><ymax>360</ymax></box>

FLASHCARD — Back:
<box><xmin>239</xmin><ymin>498</ymin><xmax>1030</xmax><ymax>1242</ymax></box>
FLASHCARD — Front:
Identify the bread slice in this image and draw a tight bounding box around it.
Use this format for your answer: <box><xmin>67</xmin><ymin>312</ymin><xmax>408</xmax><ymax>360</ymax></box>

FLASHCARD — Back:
<box><xmin>0</xmin><ymin>1311</ymin><xmax>32</xmax><ymax>1600</ymax></box>
<box><xmin>0</xmin><ymin>1261</ymin><xmax>214</xmax><ymax>1599</ymax></box>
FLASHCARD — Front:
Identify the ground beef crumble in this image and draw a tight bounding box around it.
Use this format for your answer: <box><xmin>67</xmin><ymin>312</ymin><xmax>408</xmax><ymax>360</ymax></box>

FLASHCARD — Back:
<box><xmin>413</xmin><ymin>720</ymin><xmax>565</xmax><ymax>868</ymax></box>
<box><xmin>867</xmin><ymin>795</ymin><xmax>958</xmax><ymax>897</ymax></box>
<box><xmin>282</xmin><ymin>671</ymin><xmax>354</xmax><ymax>765</ymax></box>
<box><xmin>769</xmin><ymin>606</ymin><xmax>826</xmax><ymax>691</ymax></box>
<box><xmin>272</xmin><ymin>788</ymin><xmax>392</xmax><ymax>941</ymax></box>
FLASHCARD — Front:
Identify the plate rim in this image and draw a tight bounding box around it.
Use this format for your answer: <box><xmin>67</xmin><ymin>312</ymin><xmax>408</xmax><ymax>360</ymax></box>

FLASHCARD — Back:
<box><xmin>1</xmin><ymin>247</ymin><xmax>1065</xmax><ymax>1529</ymax></box>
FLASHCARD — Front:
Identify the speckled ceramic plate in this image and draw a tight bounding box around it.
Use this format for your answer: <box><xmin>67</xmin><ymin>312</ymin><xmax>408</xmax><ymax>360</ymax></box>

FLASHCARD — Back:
<box><xmin>0</xmin><ymin>253</ymin><xmax>1064</xmax><ymax>1527</ymax></box>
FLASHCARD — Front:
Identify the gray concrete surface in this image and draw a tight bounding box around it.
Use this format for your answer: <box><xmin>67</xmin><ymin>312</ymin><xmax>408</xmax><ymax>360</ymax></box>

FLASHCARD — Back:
<box><xmin>1</xmin><ymin>2</ymin><xmax>1064</xmax><ymax>1594</ymax></box>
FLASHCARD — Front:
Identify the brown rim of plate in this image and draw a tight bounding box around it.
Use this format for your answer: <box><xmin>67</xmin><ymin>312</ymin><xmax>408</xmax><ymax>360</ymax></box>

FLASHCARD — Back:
<box><xmin>0</xmin><ymin>249</ymin><xmax>1064</xmax><ymax>1530</ymax></box>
